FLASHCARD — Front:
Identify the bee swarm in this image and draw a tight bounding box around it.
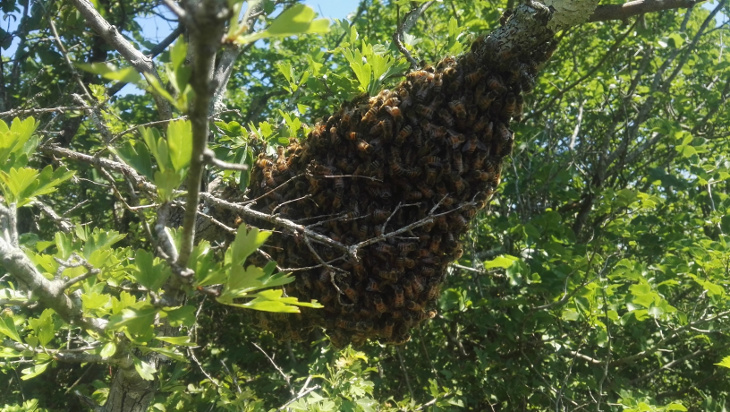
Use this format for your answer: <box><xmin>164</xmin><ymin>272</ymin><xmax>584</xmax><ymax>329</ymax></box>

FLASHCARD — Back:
<box><xmin>243</xmin><ymin>31</ymin><xmax>556</xmax><ymax>347</ymax></box>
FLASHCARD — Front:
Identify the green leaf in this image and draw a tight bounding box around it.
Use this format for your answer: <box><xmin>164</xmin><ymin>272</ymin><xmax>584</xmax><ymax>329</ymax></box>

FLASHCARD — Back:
<box><xmin>483</xmin><ymin>255</ymin><xmax>519</xmax><ymax>269</ymax></box>
<box><xmin>27</xmin><ymin>309</ymin><xmax>55</xmax><ymax>347</ymax></box>
<box><xmin>166</xmin><ymin>119</ymin><xmax>193</xmax><ymax>171</ymax></box>
<box><xmin>162</xmin><ymin>306</ymin><xmax>196</xmax><ymax>328</ymax></box>
<box><xmin>133</xmin><ymin>356</ymin><xmax>156</xmax><ymax>381</ymax></box>
<box><xmin>108</xmin><ymin>307</ymin><xmax>157</xmax><ymax>343</ymax></box>
<box><xmin>0</xmin><ymin>312</ymin><xmax>21</xmax><ymax>343</ymax></box>
<box><xmin>100</xmin><ymin>342</ymin><xmax>117</xmax><ymax>359</ymax></box>
<box><xmin>0</xmin><ymin>117</ymin><xmax>39</xmax><ymax>172</ymax></box>
<box><xmin>113</xmin><ymin>140</ymin><xmax>155</xmax><ymax>180</ymax></box>
<box><xmin>155</xmin><ymin>336</ymin><xmax>196</xmax><ymax>346</ymax></box>
<box><xmin>154</xmin><ymin>169</ymin><xmax>184</xmax><ymax>202</ymax></box>
<box><xmin>132</xmin><ymin>249</ymin><xmax>171</xmax><ymax>291</ymax></box>
<box><xmin>77</xmin><ymin>62</ymin><xmax>143</xmax><ymax>84</ymax></box>
<box><xmin>143</xmin><ymin>73</ymin><xmax>179</xmax><ymax>110</ymax></box>
<box><xmin>237</xmin><ymin>4</ymin><xmax>330</xmax><ymax>44</ymax></box>
<box><xmin>21</xmin><ymin>362</ymin><xmax>50</xmax><ymax>380</ymax></box>
<box><xmin>228</xmin><ymin>226</ymin><xmax>271</xmax><ymax>267</ymax></box>
<box><xmin>222</xmin><ymin>288</ymin><xmax>322</xmax><ymax>313</ymax></box>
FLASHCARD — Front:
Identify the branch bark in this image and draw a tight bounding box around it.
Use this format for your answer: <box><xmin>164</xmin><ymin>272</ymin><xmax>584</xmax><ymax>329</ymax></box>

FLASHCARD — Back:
<box><xmin>69</xmin><ymin>0</ymin><xmax>173</xmax><ymax>120</ymax></box>
<box><xmin>589</xmin><ymin>0</ymin><xmax>705</xmax><ymax>22</ymax></box>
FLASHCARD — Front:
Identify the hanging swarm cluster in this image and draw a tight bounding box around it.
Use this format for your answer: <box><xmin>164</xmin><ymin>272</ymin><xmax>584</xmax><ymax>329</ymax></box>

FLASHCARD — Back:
<box><xmin>244</xmin><ymin>32</ymin><xmax>557</xmax><ymax>347</ymax></box>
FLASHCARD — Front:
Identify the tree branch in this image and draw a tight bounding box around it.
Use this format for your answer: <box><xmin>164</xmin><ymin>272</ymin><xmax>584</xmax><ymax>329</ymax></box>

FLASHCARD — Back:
<box><xmin>175</xmin><ymin>0</ymin><xmax>229</xmax><ymax>271</ymax></box>
<box><xmin>0</xmin><ymin>236</ymin><xmax>107</xmax><ymax>334</ymax></box>
<box><xmin>589</xmin><ymin>0</ymin><xmax>705</xmax><ymax>22</ymax></box>
<box><xmin>70</xmin><ymin>0</ymin><xmax>173</xmax><ymax>119</ymax></box>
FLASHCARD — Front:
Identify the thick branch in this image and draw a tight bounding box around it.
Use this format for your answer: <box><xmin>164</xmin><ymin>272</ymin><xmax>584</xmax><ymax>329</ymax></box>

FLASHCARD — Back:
<box><xmin>176</xmin><ymin>0</ymin><xmax>229</xmax><ymax>270</ymax></box>
<box><xmin>589</xmin><ymin>0</ymin><xmax>705</xmax><ymax>22</ymax></box>
<box><xmin>0</xmin><ymin>237</ymin><xmax>107</xmax><ymax>333</ymax></box>
<box><xmin>70</xmin><ymin>0</ymin><xmax>172</xmax><ymax>119</ymax></box>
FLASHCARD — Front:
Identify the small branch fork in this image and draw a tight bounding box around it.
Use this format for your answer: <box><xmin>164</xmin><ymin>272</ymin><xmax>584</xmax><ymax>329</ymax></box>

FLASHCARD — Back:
<box><xmin>393</xmin><ymin>1</ymin><xmax>436</xmax><ymax>69</ymax></box>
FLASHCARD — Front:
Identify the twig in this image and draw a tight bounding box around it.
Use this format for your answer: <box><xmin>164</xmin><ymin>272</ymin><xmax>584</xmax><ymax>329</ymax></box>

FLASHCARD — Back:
<box><xmin>277</xmin><ymin>383</ymin><xmax>321</xmax><ymax>411</ymax></box>
<box><xmin>395</xmin><ymin>346</ymin><xmax>415</xmax><ymax>399</ymax></box>
<box><xmin>31</xmin><ymin>200</ymin><xmax>74</xmax><ymax>233</ymax></box>
<box><xmin>393</xmin><ymin>1</ymin><xmax>436</xmax><ymax>69</ymax></box>
<box><xmin>0</xmin><ymin>106</ymin><xmax>92</xmax><ymax>118</ymax></box>
<box><xmin>69</xmin><ymin>0</ymin><xmax>172</xmax><ymax>119</ymax></box>
<box><xmin>252</xmin><ymin>342</ymin><xmax>294</xmax><ymax>394</ymax></box>
<box><xmin>203</xmin><ymin>148</ymin><xmax>249</xmax><ymax>171</ymax></box>
<box><xmin>56</xmin><ymin>254</ymin><xmax>101</xmax><ymax>289</ymax></box>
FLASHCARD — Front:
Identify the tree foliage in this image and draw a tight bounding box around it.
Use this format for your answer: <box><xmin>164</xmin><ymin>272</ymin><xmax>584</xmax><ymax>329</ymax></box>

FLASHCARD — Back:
<box><xmin>1</xmin><ymin>0</ymin><xmax>729</xmax><ymax>411</ymax></box>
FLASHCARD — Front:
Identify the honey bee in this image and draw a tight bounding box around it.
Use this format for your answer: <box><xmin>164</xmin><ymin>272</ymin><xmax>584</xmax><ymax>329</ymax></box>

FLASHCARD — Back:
<box><xmin>449</xmin><ymin>131</ymin><xmax>465</xmax><ymax>149</ymax></box>
<box><xmin>472</xmin><ymin>170</ymin><xmax>490</xmax><ymax>181</ymax></box>
<box><xmin>426</xmin><ymin>282</ymin><xmax>440</xmax><ymax>300</ymax></box>
<box><xmin>424</xmin><ymin>156</ymin><xmax>441</xmax><ymax>166</ymax></box>
<box><xmin>487</xmin><ymin>75</ymin><xmax>507</xmax><ymax>93</ymax></box>
<box><xmin>448</xmin><ymin>100</ymin><xmax>467</xmax><ymax>118</ymax></box>
<box><xmin>344</xmin><ymin>285</ymin><xmax>358</xmax><ymax>303</ymax></box>
<box><xmin>373</xmin><ymin>295</ymin><xmax>387</xmax><ymax>313</ymax></box>
<box><xmin>415</xmin><ymin>86</ymin><xmax>430</xmax><ymax>102</ymax></box>
<box><xmin>395</xmin><ymin>124</ymin><xmax>412</xmax><ymax>146</ymax></box>
<box><xmin>502</xmin><ymin>93</ymin><xmax>517</xmax><ymax>118</ymax></box>
<box><xmin>357</xmin><ymin>223</ymin><xmax>369</xmax><ymax>238</ymax></box>
<box><xmin>396</xmin><ymin>257</ymin><xmax>416</xmax><ymax>269</ymax></box>
<box><xmin>405</xmin><ymin>190</ymin><xmax>423</xmax><ymax>201</ymax></box>
<box><xmin>465</xmin><ymin>70</ymin><xmax>484</xmax><ymax>86</ymax></box>
<box><xmin>425</xmin><ymin>168</ymin><xmax>438</xmax><ymax>185</ymax></box>
<box><xmin>382</xmin><ymin>320</ymin><xmax>395</xmax><ymax>339</ymax></box>
<box><xmin>263</xmin><ymin>170</ymin><xmax>276</xmax><ymax>187</ymax></box>
<box><xmin>348</xmin><ymin>131</ymin><xmax>360</xmax><ymax>140</ymax></box>
<box><xmin>417</xmin><ymin>182</ymin><xmax>434</xmax><ymax>198</ymax></box>
<box><xmin>515</xmin><ymin>95</ymin><xmax>524</xmax><ymax>120</ymax></box>
<box><xmin>453</xmin><ymin>151</ymin><xmax>464</xmax><ymax>173</ymax></box>
<box><xmin>391</xmin><ymin>333</ymin><xmax>411</xmax><ymax>345</ymax></box>
<box><xmin>355</xmin><ymin>321</ymin><xmax>373</xmax><ymax>333</ymax></box>
<box><xmin>366</xmin><ymin>278</ymin><xmax>380</xmax><ymax>292</ymax></box>
<box><xmin>403</xmin><ymin>283</ymin><xmax>415</xmax><ymax>300</ymax></box>
<box><xmin>406</xmin><ymin>70</ymin><xmax>428</xmax><ymax>82</ymax></box>
<box><xmin>461</xmin><ymin>137</ymin><xmax>478</xmax><ymax>153</ymax></box>
<box><xmin>354</xmin><ymin>262</ymin><xmax>366</xmax><ymax>278</ymax></box>
<box><xmin>256</xmin><ymin>156</ymin><xmax>273</xmax><ymax>169</ymax></box>
<box><xmin>479</xmin><ymin>90</ymin><xmax>497</xmax><ymax>111</ymax></box>
<box><xmin>356</xmin><ymin>139</ymin><xmax>371</xmax><ymax>154</ymax></box>
<box><xmin>441</xmin><ymin>195</ymin><xmax>456</xmax><ymax>207</ymax></box>
<box><xmin>341</xmin><ymin>108</ymin><xmax>353</xmax><ymax>125</ymax></box>
<box><xmin>379</xmin><ymin>269</ymin><xmax>398</xmax><ymax>283</ymax></box>
<box><xmin>451</xmin><ymin>214</ymin><xmax>468</xmax><ymax>230</ymax></box>
<box><xmin>433</xmin><ymin>74</ymin><xmax>443</xmax><ymax>93</ymax></box>
<box><xmin>375</xmin><ymin>243</ymin><xmax>395</xmax><ymax>257</ymax></box>
<box><xmin>362</xmin><ymin>105</ymin><xmax>378</xmax><ymax>123</ymax></box>
<box><xmin>411</xmin><ymin>276</ymin><xmax>425</xmax><ymax>294</ymax></box>
<box><xmin>416</xmin><ymin>103</ymin><xmax>434</xmax><ymax>118</ymax></box>
<box><xmin>398</xmin><ymin>242</ymin><xmax>416</xmax><ymax>253</ymax></box>
<box><xmin>373</xmin><ymin>208</ymin><xmax>390</xmax><ymax>222</ymax></box>
<box><xmin>429</xmin><ymin>235</ymin><xmax>441</xmax><ymax>253</ymax></box>
<box><xmin>405</xmin><ymin>167</ymin><xmax>421</xmax><ymax>178</ymax></box>
<box><xmin>438</xmin><ymin>110</ymin><xmax>455</xmax><ymax>127</ymax></box>
<box><xmin>393</xmin><ymin>285</ymin><xmax>405</xmax><ymax>307</ymax></box>
<box><xmin>416</xmin><ymin>310</ymin><xmax>437</xmax><ymax>321</ymax></box>
<box><xmin>451</xmin><ymin>247</ymin><xmax>464</xmax><ymax>259</ymax></box>
<box><xmin>383</xmin><ymin>105</ymin><xmax>402</xmax><ymax>122</ymax></box>
<box><xmin>406</xmin><ymin>300</ymin><xmax>423</xmax><ymax>311</ymax></box>
<box><xmin>390</xmin><ymin>159</ymin><xmax>407</xmax><ymax>176</ymax></box>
